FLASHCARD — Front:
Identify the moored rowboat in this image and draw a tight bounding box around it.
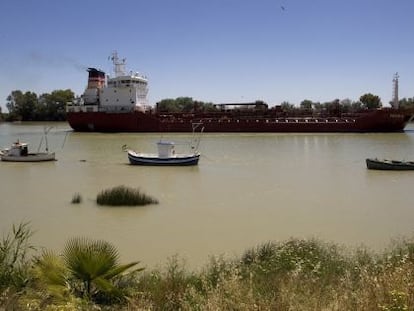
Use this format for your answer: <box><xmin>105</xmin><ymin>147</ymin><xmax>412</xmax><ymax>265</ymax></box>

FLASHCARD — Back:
<box><xmin>366</xmin><ymin>158</ymin><xmax>414</xmax><ymax>170</ymax></box>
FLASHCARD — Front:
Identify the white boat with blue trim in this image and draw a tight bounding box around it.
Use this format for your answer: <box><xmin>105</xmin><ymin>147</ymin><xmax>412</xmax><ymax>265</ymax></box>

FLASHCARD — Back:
<box><xmin>125</xmin><ymin>123</ymin><xmax>203</xmax><ymax>166</ymax></box>
<box><xmin>127</xmin><ymin>141</ymin><xmax>200</xmax><ymax>166</ymax></box>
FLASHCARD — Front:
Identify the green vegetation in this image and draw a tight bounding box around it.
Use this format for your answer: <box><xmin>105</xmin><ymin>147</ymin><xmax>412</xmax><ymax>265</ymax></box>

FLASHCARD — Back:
<box><xmin>0</xmin><ymin>222</ymin><xmax>34</xmax><ymax>291</ymax></box>
<box><xmin>156</xmin><ymin>97</ymin><xmax>217</xmax><ymax>113</ymax></box>
<box><xmin>360</xmin><ymin>93</ymin><xmax>382</xmax><ymax>109</ymax></box>
<box><xmin>71</xmin><ymin>193</ymin><xmax>82</xmax><ymax>204</ymax></box>
<box><xmin>31</xmin><ymin>237</ymin><xmax>142</xmax><ymax>305</ymax></box>
<box><xmin>5</xmin><ymin>89</ymin><xmax>74</xmax><ymax>121</ymax></box>
<box><xmin>96</xmin><ymin>185</ymin><xmax>158</xmax><ymax>206</ymax></box>
<box><xmin>2</xmin><ymin>89</ymin><xmax>414</xmax><ymax>122</ymax></box>
<box><xmin>398</xmin><ymin>97</ymin><xmax>414</xmax><ymax>109</ymax></box>
<box><xmin>2</xmin><ymin>222</ymin><xmax>414</xmax><ymax>310</ymax></box>
<box><xmin>282</xmin><ymin>95</ymin><xmax>379</xmax><ymax>115</ymax></box>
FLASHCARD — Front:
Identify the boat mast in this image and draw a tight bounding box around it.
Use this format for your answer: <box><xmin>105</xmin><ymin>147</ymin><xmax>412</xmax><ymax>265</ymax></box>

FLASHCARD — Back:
<box><xmin>111</xmin><ymin>51</ymin><xmax>126</xmax><ymax>77</ymax></box>
<box><xmin>392</xmin><ymin>72</ymin><xmax>399</xmax><ymax>109</ymax></box>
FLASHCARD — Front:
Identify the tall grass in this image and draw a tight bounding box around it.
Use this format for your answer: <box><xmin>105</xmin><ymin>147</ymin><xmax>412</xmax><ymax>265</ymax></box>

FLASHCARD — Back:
<box><xmin>129</xmin><ymin>238</ymin><xmax>414</xmax><ymax>310</ymax></box>
<box><xmin>3</xmin><ymin>222</ymin><xmax>414</xmax><ymax>310</ymax></box>
<box><xmin>0</xmin><ymin>222</ymin><xmax>35</xmax><ymax>309</ymax></box>
<box><xmin>96</xmin><ymin>185</ymin><xmax>158</xmax><ymax>206</ymax></box>
<box><xmin>0</xmin><ymin>222</ymin><xmax>34</xmax><ymax>290</ymax></box>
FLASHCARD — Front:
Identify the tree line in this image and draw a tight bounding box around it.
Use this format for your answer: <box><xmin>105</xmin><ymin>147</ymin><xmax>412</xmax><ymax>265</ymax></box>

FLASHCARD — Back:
<box><xmin>281</xmin><ymin>93</ymin><xmax>414</xmax><ymax>114</ymax></box>
<box><xmin>2</xmin><ymin>89</ymin><xmax>75</xmax><ymax>121</ymax></box>
<box><xmin>155</xmin><ymin>94</ymin><xmax>414</xmax><ymax>114</ymax></box>
<box><xmin>2</xmin><ymin>90</ymin><xmax>414</xmax><ymax>121</ymax></box>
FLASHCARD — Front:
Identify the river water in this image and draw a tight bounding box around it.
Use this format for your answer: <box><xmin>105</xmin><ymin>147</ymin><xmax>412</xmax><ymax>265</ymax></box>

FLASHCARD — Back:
<box><xmin>1</xmin><ymin>122</ymin><xmax>414</xmax><ymax>269</ymax></box>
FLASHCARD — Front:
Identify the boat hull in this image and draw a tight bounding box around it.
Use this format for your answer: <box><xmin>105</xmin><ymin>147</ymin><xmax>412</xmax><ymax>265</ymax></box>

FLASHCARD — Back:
<box><xmin>366</xmin><ymin>158</ymin><xmax>414</xmax><ymax>170</ymax></box>
<box><xmin>1</xmin><ymin>152</ymin><xmax>56</xmax><ymax>162</ymax></box>
<box><xmin>67</xmin><ymin>108</ymin><xmax>413</xmax><ymax>133</ymax></box>
<box><xmin>128</xmin><ymin>151</ymin><xmax>200</xmax><ymax>166</ymax></box>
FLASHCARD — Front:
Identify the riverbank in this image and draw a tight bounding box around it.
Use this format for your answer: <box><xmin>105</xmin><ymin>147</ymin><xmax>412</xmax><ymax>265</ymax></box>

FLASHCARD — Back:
<box><xmin>1</xmin><ymin>222</ymin><xmax>413</xmax><ymax>310</ymax></box>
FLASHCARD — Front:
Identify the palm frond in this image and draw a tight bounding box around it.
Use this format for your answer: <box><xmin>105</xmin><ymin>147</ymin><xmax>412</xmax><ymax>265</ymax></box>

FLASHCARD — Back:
<box><xmin>103</xmin><ymin>261</ymin><xmax>141</xmax><ymax>280</ymax></box>
<box><xmin>63</xmin><ymin>237</ymin><xmax>118</xmax><ymax>280</ymax></box>
<box><xmin>34</xmin><ymin>250</ymin><xmax>67</xmax><ymax>287</ymax></box>
<box><xmin>33</xmin><ymin>250</ymin><xmax>69</xmax><ymax>301</ymax></box>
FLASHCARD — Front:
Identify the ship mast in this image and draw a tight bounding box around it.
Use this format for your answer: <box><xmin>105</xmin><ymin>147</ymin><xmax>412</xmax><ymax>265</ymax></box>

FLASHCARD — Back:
<box><xmin>392</xmin><ymin>72</ymin><xmax>399</xmax><ymax>109</ymax></box>
<box><xmin>111</xmin><ymin>51</ymin><xmax>126</xmax><ymax>77</ymax></box>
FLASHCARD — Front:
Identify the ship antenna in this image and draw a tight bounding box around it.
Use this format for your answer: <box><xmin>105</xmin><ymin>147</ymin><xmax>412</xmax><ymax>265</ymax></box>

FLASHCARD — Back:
<box><xmin>392</xmin><ymin>72</ymin><xmax>399</xmax><ymax>109</ymax></box>
<box><xmin>111</xmin><ymin>51</ymin><xmax>126</xmax><ymax>77</ymax></box>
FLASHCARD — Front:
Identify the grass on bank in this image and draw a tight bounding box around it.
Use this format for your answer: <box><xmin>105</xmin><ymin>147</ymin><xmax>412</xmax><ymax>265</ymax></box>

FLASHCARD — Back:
<box><xmin>2</xmin><ymin>222</ymin><xmax>414</xmax><ymax>310</ymax></box>
<box><xmin>96</xmin><ymin>185</ymin><xmax>158</xmax><ymax>206</ymax></box>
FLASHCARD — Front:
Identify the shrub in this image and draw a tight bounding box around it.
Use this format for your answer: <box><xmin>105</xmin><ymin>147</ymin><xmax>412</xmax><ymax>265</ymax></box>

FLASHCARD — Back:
<box><xmin>96</xmin><ymin>185</ymin><xmax>158</xmax><ymax>206</ymax></box>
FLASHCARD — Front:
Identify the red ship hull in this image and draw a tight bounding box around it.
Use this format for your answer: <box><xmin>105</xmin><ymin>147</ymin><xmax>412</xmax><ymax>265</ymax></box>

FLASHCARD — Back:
<box><xmin>66</xmin><ymin>108</ymin><xmax>413</xmax><ymax>133</ymax></box>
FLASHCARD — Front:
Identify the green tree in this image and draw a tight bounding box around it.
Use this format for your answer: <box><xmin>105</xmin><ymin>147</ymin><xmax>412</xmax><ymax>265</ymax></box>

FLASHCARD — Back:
<box><xmin>312</xmin><ymin>101</ymin><xmax>322</xmax><ymax>112</ymax></box>
<box><xmin>194</xmin><ymin>100</ymin><xmax>217</xmax><ymax>112</ymax></box>
<box><xmin>398</xmin><ymin>97</ymin><xmax>414</xmax><ymax>109</ymax></box>
<box><xmin>157</xmin><ymin>97</ymin><xmax>216</xmax><ymax>113</ymax></box>
<box><xmin>6</xmin><ymin>90</ymin><xmax>24</xmax><ymax>120</ymax></box>
<box><xmin>175</xmin><ymin>97</ymin><xmax>195</xmax><ymax>112</ymax></box>
<box><xmin>6</xmin><ymin>91</ymin><xmax>38</xmax><ymax>121</ymax></box>
<box><xmin>6</xmin><ymin>89</ymin><xmax>75</xmax><ymax>121</ymax></box>
<box><xmin>351</xmin><ymin>101</ymin><xmax>364</xmax><ymax>111</ymax></box>
<box><xmin>157</xmin><ymin>98</ymin><xmax>180</xmax><ymax>112</ymax></box>
<box><xmin>322</xmin><ymin>99</ymin><xmax>341</xmax><ymax>115</ymax></box>
<box><xmin>19</xmin><ymin>92</ymin><xmax>38</xmax><ymax>121</ymax></box>
<box><xmin>360</xmin><ymin>93</ymin><xmax>382</xmax><ymax>109</ymax></box>
<box><xmin>280</xmin><ymin>101</ymin><xmax>295</xmax><ymax>112</ymax></box>
<box><xmin>339</xmin><ymin>98</ymin><xmax>352</xmax><ymax>112</ymax></box>
<box><xmin>300</xmin><ymin>99</ymin><xmax>313</xmax><ymax>111</ymax></box>
<box><xmin>38</xmin><ymin>89</ymin><xmax>74</xmax><ymax>120</ymax></box>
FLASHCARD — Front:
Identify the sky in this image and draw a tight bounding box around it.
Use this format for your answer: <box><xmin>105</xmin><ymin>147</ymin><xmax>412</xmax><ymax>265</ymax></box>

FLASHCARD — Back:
<box><xmin>1</xmin><ymin>0</ymin><xmax>413</xmax><ymax>111</ymax></box>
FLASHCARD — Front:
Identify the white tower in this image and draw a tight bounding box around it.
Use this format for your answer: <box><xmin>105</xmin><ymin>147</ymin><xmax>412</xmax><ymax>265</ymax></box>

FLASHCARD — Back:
<box><xmin>111</xmin><ymin>51</ymin><xmax>126</xmax><ymax>77</ymax></box>
<box><xmin>392</xmin><ymin>72</ymin><xmax>399</xmax><ymax>109</ymax></box>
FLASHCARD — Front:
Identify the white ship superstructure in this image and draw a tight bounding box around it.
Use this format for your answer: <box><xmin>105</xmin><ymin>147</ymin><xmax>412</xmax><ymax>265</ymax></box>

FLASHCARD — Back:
<box><xmin>68</xmin><ymin>51</ymin><xmax>149</xmax><ymax>113</ymax></box>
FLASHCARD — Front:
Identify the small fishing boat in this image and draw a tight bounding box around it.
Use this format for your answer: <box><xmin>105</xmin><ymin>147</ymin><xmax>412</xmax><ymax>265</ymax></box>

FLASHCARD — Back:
<box><xmin>127</xmin><ymin>141</ymin><xmax>200</xmax><ymax>166</ymax></box>
<box><xmin>366</xmin><ymin>158</ymin><xmax>414</xmax><ymax>170</ymax></box>
<box><xmin>125</xmin><ymin>122</ymin><xmax>203</xmax><ymax>166</ymax></box>
<box><xmin>0</xmin><ymin>127</ymin><xmax>56</xmax><ymax>162</ymax></box>
<box><xmin>1</xmin><ymin>140</ymin><xmax>55</xmax><ymax>162</ymax></box>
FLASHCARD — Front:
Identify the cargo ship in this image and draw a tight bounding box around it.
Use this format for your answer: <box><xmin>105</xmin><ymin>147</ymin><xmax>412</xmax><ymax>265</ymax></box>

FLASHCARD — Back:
<box><xmin>66</xmin><ymin>53</ymin><xmax>413</xmax><ymax>133</ymax></box>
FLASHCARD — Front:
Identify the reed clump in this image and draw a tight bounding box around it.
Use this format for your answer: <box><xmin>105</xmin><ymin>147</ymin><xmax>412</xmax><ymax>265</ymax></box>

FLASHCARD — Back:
<box><xmin>96</xmin><ymin>185</ymin><xmax>158</xmax><ymax>206</ymax></box>
<box><xmin>70</xmin><ymin>193</ymin><xmax>82</xmax><ymax>204</ymax></box>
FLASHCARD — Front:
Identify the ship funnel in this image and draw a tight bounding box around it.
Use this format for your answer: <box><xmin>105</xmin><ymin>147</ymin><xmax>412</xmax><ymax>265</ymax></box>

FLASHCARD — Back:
<box><xmin>83</xmin><ymin>68</ymin><xmax>106</xmax><ymax>104</ymax></box>
<box><xmin>87</xmin><ymin>68</ymin><xmax>106</xmax><ymax>90</ymax></box>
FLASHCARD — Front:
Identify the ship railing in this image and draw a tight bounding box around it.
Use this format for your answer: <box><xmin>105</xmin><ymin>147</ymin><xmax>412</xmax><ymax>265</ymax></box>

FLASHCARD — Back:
<box><xmin>206</xmin><ymin>117</ymin><xmax>358</xmax><ymax>124</ymax></box>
